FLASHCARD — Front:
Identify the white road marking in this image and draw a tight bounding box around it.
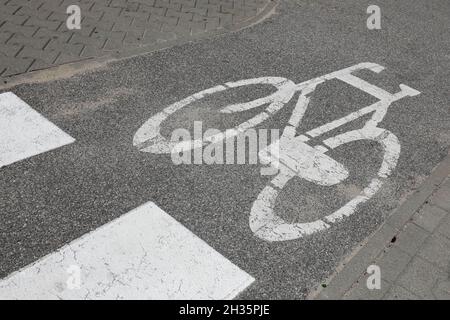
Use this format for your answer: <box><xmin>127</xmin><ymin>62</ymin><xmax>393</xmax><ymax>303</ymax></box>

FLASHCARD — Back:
<box><xmin>133</xmin><ymin>77</ymin><xmax>297</xmax><ymax>155</ymax></box>
<box><xmin>0</xmin><ymin>92</ymin><xmax>75</xmax><ymax>168</ymax></box>
<box><xmin>133</xmin><ymin>62</ymin><xmax>421</xmax><ymax>242</ymax></box>
<box><xmin>250</xmin><ymin>64</ymin><xmax>419</xmax><ymax>241</ymax></box>
<box><xmin>0</xmin><ymin>202</ymin><xmax>254</xmax><ymax>300</ymax></box>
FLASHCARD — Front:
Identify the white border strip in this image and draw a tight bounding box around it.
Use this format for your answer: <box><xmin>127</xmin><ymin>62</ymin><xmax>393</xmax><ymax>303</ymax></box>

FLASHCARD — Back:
<box><xmin>0</xmin><ymin>92</ymin><xmax>75</xmax><ymax>168</ymax></box>
<box><xmin>0</xmin><ymin>202</ymin><xmax>254</xmax><ymax>300</ymax></box>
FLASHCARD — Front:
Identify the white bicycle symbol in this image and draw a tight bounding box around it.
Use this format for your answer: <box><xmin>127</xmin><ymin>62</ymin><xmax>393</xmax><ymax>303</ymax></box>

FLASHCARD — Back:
<box><xmin>133</xmin><ymin>62</ymin><xmax>421</xmax><ymax>242</ymax></box>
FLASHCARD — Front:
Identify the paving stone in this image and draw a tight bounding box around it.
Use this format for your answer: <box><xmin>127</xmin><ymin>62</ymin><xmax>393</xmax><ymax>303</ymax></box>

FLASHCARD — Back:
<box><xmin>0</xmin><ymin>4</ymin><xmax>20</xmax><ymax>15</ymax></box>
<box><xmin>395</xmin><ymin>222</ymin><xmax>429</xmax><ymax>255</ymax></box>
<box><xmin>17</xmin><ymin>46</ymin><xmax>59</xmax><ymax>64</ymax></box>
<box><xmin>0</xmin><ymin>0</ymin><xmax>273</xmax><ymax>77</ymax></box>
<box><xmin>47</xmin><ymin>12</ymin><xmax>68</xmax><ymax>23</ymax></box>
<box><xmin>433</xmin><ymin>280</ymin><xmax>450</xmax><ymax>300</ymax></box>
<box><xmin>166</xmin><ymin>8</ymin><xmax>193</xmax><ymax>21</ymax></box>
<box><xmin>29</xmin><ymin>58</ymin><xmax>54</xmax><ymax>72</ymax></box>
<box><xmin>343</xmin><ymin>279</ymin><xmax>390</xmax><ymax>300</ymax></box>
<box><xmin>46</xmin><ymin>40</ymin><xmax>84</xmax><ymax>56</ymax></box>
<box><xmin>80</xmin><ymin>10</ymin><xmax>104</xmax><ymax>21</ymax></box>
<box><xmin>418</xmin><ymin>233</ymin><xmax>450</xmax><ymax>270</ymax></box>
<box><xmin>155</xmin><ymin>0</ymin><xmax>181</xmax><ymax>11</ymax></box>
<box><xmin>70</xmin><ymin>34</ymin><xmax>107</xmax><ymax>47</ymax></box>
<box><xmin>111</xmin><ymin>16</ymin><xmax>134</xmax><ymax>31</ymax></box>
<box><xmin>80</xmin><ymin>45</ymin><xmax>106</xmax><ymax>58</ymax></box>
<box><xmin>150</xmin><ymin>14</ymin><xmax>178</xmax><ymax>26</ymax></box>
<box><xmin>54</xmin><ymin>52</ymin><xmax>83</xmax><ymax>64</ymax></box>
<box><xmin>1</xmin><ymin>57</ymin><xmax>34</xmax><ymax>76</ymax></box>
<box><xmin>33</xmin><ymin>28</ymin><xmax>73</xmax><ymax>43</ymax></box>
<box><xmin>0</xmin><ymin>31</ymin><xmax>13</xmax><ymax>44</ymax></box>
<box><xmin>121</xmin><ymin>10</ymin><xmax>150</xmax><ymax>21</ymax></box>
<box><xmin>16</xmin><ymin>6</ymin><xmax>52</xmax><ymax>20</ymax></box>
<box><xmin>384</xmin><ymin>285</ymin><xmax>420</xmax><ymax>300</ymax></box>
<box><xmin>123</xmin><ymin>30</ymin><xmax>145</xmax><ymax>44</ymax></box>
<box><xmin>376</xmin><ymin>246</ymin><xmax>412</xmax><ymax>282</ymax></box>
<box><xmin>397</xmin><ymin>256</ymin><xmax>447</xmax><ymax>299</ymax></box>
<box><xmin>183</xmin><ymin>6</ymin><xmax>207</xmax><ymax>16</ymax></box>
<box><xmin>0</xmin><ymin>43</ymin><xmax>22</xmax><ymax>57</ymax></box>
<box><xmin>1</xmin><ymin>21</ymin><xmax>38</xmax><ymax>37</ymax></box>
<box><xmin>142</xmin><ymin>29</ymin><xmax>176</xmax><ymax>44</ymax></box>
<box><xmin>0</xmin><ymin>13</ymin><xmax>28</xmax><ymax>25</ymax></box>
<box><xmin>436</xmin><ymin>214</ymin><xmax>450</xmax><ymax>240</ymax></box>
<box><xmin>24</xmin><ymin>17</ymin><xmax>62</xmax><ymax>31</ymax></box>
<box><xmin>102</xmin><ymin>39</ymin><xmax>125</xmax><ymax>51</ymax></box>
<box><xmin>7</xmin><ymin>33</ymin><xmax>49</xmax><ymax>50</ymax></box>
<box><xmin>8</xmin><ymin>0</ymin><xmax>45</xmax><ymax>10</ymax></box>
<box><xmin>318</xmin><ymin>160</ymin><xmax>450</xmax><ymax>300</ymax></box>
<box><xmin>430</xmin><ymin>183</ymin><xmax>450</xmax><ymax>211</ymax></box>
<box><xmin>91</xmin><ymin>4</ymin><xmax>122</xmax><ymax>18</ymax></box>
<box><xmin>413</xmin><ymin>204</ymin><xmax>448</xmax><ymax>232</ymax></box>
<box><xmin>143</xmin><ymin>6</ymin><xmax>166</xmax><ymax>17</ymax></box>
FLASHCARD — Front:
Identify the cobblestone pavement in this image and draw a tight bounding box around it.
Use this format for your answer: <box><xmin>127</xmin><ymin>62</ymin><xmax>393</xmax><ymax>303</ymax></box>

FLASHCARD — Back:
<box><xmin>0</xmin><ymin>0</ymin><xmax>275</xmax><ymax>78</ymax></box>
<box><xmin>316</xmin><ymin>153</ymin><xmax>450</xmax><ymax>300</ymax></box>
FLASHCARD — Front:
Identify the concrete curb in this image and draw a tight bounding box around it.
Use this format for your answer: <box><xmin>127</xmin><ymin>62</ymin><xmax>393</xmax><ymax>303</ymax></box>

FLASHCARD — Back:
<box><xmin>310</xmin><ymin>150</ymin><xmax>450</xmax><ymax>299</ymax></box>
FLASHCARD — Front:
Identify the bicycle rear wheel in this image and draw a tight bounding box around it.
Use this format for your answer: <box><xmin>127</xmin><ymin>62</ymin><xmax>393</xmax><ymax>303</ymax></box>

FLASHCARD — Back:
<box><xmin>133</xmin><ymin>77</ymin><xmax>297</xmax><ymax>154</ymax></box>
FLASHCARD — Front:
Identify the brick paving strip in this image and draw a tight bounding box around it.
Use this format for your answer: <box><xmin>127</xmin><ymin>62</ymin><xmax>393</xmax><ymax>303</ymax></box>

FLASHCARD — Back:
<box><xmin>312</xmin><ymin>151</ymin><xmax>450</xmax><ymax>300</ymax></box>
<box><xmin>0</xmin><ymin>0</ymin><xmax>278</xmax><ymax>78</ymax></box>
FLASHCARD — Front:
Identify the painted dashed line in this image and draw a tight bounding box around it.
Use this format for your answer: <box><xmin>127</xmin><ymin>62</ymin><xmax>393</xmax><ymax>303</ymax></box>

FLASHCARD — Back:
<box><xmin>0</xmin><ymin>92</ymin><xmax>75</xmax><ymax>168</ymax></box>
<box><xmin>0</xmin><ymin>202</ymin><xmax>255</xmax><ymax>300</ymax></box>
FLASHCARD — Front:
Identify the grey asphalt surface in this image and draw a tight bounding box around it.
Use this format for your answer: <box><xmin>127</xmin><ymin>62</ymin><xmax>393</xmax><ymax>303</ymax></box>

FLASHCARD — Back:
<box><xmin>1</xmin><ymin>0</ymin><xmax>449</xmax><ymax>299</ymax></box>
